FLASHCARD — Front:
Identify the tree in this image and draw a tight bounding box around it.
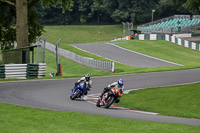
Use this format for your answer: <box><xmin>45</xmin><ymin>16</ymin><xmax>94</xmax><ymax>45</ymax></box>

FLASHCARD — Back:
<box><xmin>185</xmin><ymin>0</ymin><xmax>200</xmax><ymax>12</ymax></box>
<box><xmin>155</xmin><ymin>0</ymin><xmax>189</xmax><ymax>19</ymax></box>
<box><xmin>90</xmin><ymin>0</ymin><xmax>105</xmax><ymax>25</ymax></box>
<box><xmin>78</xmin><ymin>0</ymin><xmax>92</xmax><ymax>24</ymax></box>
<box><xmin>170</xmin><ymin>0</ymin><xmax>200</xmax><ymax>12</ymax></box>
<box><xmin>35</xmin><ymin>3</ymin><xmax>75</xmax><ymax>25</ymax></box>
<box><xmin>0</xmin><ymin>2</ymin><xmax>16</xmax><ymax>50</ymax></box>
<box><xmin>103</xmin><ymin>0</ymin><xmax>159</xmax><ymax>24</ymax></box>
<box><xmin>0</xmin><ymin>0</ymin><xmax>73</xmax><ymax>48</ymax></box>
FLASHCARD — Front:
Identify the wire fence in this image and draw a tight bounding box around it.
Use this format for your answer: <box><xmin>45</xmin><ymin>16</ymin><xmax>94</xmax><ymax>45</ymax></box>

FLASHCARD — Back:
<box><xmin>44</xmin><ymin>42</ymin><xmax>114</xmax><ymax>72</ymax></box>
<box><xmin>36</xmin><ymin>36</ymin><xmax>48</xmax><ymax>63</ymax></box>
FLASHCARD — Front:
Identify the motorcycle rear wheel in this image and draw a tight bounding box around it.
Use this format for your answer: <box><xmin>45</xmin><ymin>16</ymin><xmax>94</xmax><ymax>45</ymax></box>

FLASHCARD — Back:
<box><xmin>105</xmin><ymin>96</ymin><xmax>114</xmax><ymax>108</ymax></box>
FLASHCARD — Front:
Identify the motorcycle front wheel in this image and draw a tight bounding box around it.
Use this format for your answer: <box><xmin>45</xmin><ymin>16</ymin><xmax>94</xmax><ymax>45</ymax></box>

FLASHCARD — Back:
<box><xmin>70</xmin><ymin>91</ymin><xmax>80</xmax><ymax>100</ymax></box>
<box><xmin>105</xmin><ymin>96</ymin><xmax>114</xmax><ymax>108</ymax></box>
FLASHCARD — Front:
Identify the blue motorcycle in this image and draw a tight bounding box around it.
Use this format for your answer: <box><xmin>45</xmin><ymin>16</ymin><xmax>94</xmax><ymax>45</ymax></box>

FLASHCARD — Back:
<box><xmin>70</xmin><ymin>81</ymin><xmax>89</xmax><ymax>100</ymax></box>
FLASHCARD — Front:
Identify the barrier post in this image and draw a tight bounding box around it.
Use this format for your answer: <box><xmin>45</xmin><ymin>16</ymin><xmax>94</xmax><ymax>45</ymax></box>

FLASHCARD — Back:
<box><xmin>60</xmin><ymin>64</ymin><xmax>63</xmax><ymax>77</ymax></box>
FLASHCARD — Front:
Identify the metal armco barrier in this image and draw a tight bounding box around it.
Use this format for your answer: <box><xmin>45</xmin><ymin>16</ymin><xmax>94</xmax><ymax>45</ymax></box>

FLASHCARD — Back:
<box><xmin>135</xmin><ymin>34</ymin><xmax>165</xmax><ymax>40</ymax></box>
<box><xmin>0</xmin><ymin>63</ymin><xmax>46</xmax><ymax>79</ymax></box>
<box><xmin>45</xmin><ymin>42</ymin><xmax>115</xmax><ymax>72</ymax></box>
<box><xmin>0</xmin><ymin>64</ymin><xmax>27</xmax><ymax>79</ymax></box>
<box><xmin>27</xmin><ymin>63</ymin><xmax>46</xmax><ymax>79</ymax></box>
<box><xmin>165</xmin><ymin>34</ymin><xmax>200</xmax><ymax>51</ymax></box>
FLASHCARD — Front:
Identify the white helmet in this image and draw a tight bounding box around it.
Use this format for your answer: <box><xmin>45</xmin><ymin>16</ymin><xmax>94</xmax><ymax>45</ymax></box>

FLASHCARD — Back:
<box><xmin>118</xmin><ymin>79</ymin><xmax>124</xmax><ymax>87</ymax></box>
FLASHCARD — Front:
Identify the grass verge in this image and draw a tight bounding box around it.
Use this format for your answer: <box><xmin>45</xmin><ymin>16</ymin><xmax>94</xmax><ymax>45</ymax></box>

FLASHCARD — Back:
<box><xmin>115</xmin><ymin>40</ymin><xmax>200</xmax><ymax>66</ymax></box>
<box><xmin>116</xmin><ymin>40</ymin><xmax>200</xmax><ymax>66</ymax></box>
<box><xmin>0</xmin><ymin>102</ymin><xmax>199</xmax><ymax>133</ymax></box>
<box><xmin>116</xmin><ymin>82</ymin><xmax>200</xmax><ymax>119</ymax></box>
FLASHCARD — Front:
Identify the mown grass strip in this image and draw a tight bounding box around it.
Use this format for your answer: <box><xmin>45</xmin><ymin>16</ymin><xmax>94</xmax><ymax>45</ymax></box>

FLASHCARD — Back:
<box><xmin>0</xmin><ymin>102</ymin><xmax>199</xmax><ymax>133</ymax></box>
<box><xmin>116</xmin><ymin>82</ymin><xmax>200</xmax><ymax>119</ymax></box>
<box><xmin>43</xmin><ymin>25</ymin><xmax>123</xmax><ymax>45</ymax></box>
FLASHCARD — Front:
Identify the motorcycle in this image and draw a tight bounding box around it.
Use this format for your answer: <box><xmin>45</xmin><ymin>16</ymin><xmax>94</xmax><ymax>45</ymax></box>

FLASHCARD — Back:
<box><xmin>96</xmin><ymin>88</ymin><xmax>122</xmax><ymax>108</ymax></box>
<box><xmin>70</xmin><ymin>81</ymin><xmax>90</xmax><ymax>100</ymax></box>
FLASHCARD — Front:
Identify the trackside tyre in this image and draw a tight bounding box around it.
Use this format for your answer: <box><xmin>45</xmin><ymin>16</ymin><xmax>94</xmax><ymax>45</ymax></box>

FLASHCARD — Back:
<box><xmin>105</xmin><ymin>96</ymin><xmax>114</xmax><ymax>108</ymax></box>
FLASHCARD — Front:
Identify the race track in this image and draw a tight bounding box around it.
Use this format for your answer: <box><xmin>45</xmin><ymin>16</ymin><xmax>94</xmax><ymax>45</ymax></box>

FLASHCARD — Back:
<box><xmin>1</xmin><ymin>69</ymin><xmax>200</xmax><ymax>126</ymax></box>
<box><xmin>0</xmin><ymin>43</ymin><xmax>200</xmax><ymax>126</ymax></box>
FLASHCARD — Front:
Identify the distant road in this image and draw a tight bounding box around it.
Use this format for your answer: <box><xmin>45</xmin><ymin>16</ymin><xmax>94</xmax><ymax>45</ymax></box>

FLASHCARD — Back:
<box><xmin>71</xmin><ymin>43</ymin><xmax>181</xmax><ymax>67</ymax></box>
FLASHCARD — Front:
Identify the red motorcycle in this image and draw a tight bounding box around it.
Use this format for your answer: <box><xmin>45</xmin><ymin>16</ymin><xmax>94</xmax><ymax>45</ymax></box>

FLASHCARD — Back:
<box><xmin>96</xmin><ymin>88</ymin><xmax>122</xmax><ymax>108</ymax></box>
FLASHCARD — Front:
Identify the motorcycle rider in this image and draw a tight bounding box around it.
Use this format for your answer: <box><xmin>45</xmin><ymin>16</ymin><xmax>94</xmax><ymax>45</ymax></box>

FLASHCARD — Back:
<box><xmin>100</xmin><ymin>79</ymin><xmax>124</xmax><ymax>103</ymax></box>
<box><xmin>73</xmin><ymin>74</ymin><xmax>92</xmax><ymax>95</ymax></box>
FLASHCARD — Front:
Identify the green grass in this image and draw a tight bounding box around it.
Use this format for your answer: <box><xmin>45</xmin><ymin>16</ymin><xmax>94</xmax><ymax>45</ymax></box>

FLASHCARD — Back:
<box><xmin>0</xmin><ymin>102</ymin><xmax>199</xmax><ymax>133</ymax></box>
<box><xmin>43</xmin><ymin>44</ymin><xmax>200</xmax><ymax>78</ymax></box>
<box><xmin>41</xmin><ymin>26</ymin><xmax>200</xmax><ymax>78</ymax></box>
<box><xmin>116</xmin><ymin>82</ymin><xmax>200</xmax><ymax>119</ymax></box>
<box><xmin>1</xmin><ymin>26</ymin><xmax>200</xmax><ymax>79</ymax></box>
<box><xmin>43</xmin><ymin>40</ymin><xmax>200</xmax><ymax>78</ymax></box>
<box><xmin>1</xmin><ymin>25</ymin><xmax>200</xmax><ymax>132</ymax></box>
<box><xmin>115</xmin><ymin>40</ymin><xmax>200</xmax><ymax>66</ymax></box>
<box><xmin>45</xmin><ymin>50</ymin><xmax>111</xmax><ymax>77</ymax></box>
<box><xmin>193</xmin><ymin>36</ymin><xmax>200</xmax><ymax>38</ymax></box>
<box><xmin>43</xmin><ymin>25</ymin><xmax>123</xmax><ymax>45</ymax></box>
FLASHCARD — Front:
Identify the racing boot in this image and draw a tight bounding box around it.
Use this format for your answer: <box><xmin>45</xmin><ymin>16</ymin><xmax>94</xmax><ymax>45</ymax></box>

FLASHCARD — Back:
<box><xmin>83</xmin><ymin>91</ymin><xmax>88</xmax><ymax>95</ymax></box>
<box><xmin>115</xmin><ymin>97</ymin><xmax>120</xmax><ymax>103</ymax></box>
<box><xmin>99</xmin><ymin>92</ymin><xmax>104</xmax><ymax>98</ymax></box>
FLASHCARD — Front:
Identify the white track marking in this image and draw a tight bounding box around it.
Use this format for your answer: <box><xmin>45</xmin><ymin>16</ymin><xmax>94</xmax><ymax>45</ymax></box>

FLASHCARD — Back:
<box><xmin>85</xmin><ymin>93</ymin><xmax>159</xmax><ymax>115</ymax></box>
<box><xmin>72</xmin><ymin>45</ymin><xmax>122</xmax><ymax>63</ymax></box>
<box><xmin>123</xmin><ymin>81</ymin><xmax>200</xmax><ymax>94</ymax></box>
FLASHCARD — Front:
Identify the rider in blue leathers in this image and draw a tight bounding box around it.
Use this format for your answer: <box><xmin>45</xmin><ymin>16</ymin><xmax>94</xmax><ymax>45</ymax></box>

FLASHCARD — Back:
<box><xmin>72</xmin><ymin>81</ymin><xmax>89</xmax><ymax>97</ymax></box>
<box><xmin>73</xmin><ymin>74</ymin><xmax>92</xmax><ymax>96</ymax></box>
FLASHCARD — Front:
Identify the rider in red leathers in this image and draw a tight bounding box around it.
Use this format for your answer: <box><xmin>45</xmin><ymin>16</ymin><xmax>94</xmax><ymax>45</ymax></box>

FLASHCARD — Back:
<box><xmin>100</xmin><ymin>79</ymin><xmax>124</xmax><ymax>103</ymax></box>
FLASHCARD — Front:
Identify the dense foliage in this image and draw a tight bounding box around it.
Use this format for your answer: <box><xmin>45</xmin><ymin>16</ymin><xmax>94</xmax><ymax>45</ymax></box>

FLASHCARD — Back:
<box><xmin>0</xmin><ymin>0</ymin><xmax>73</xmax><ymax>50</ymax></box>
<box><xmin>0</xmin><ymin>2</ymin><xmax>16</xmax><ymax>50</ymax></box>
<box><xmin>0</xmin><ymin>0</ymin><xmax>199</xmax><ymax>50</ymax></box>
<box><xmin>35</xmin><ymin>0</ymin><xmax>199</xmax><ymax>25</ymax></box>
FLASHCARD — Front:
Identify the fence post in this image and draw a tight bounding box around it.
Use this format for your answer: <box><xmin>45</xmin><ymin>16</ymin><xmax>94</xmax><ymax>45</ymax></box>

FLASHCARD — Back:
<box><xmin>45</xmin><ymin>42</ymin><xmax>115</xmax><ymax>72</ymax></box>
<box><xmin>36</xmin><ymin>36</ymin><xmax>48</xmax><ymax>64</ymax></box>
<box><xmin>112</xmin><ymin>62</ymin><xmax>115</xmax><ymax>73</ymax></box>
<box><xmin>36</xmin><ymin>36</ymin><xmax>42</xmax><ymax>64</ymax></box>
<box><xmin>56</xmin><ymin>39</ymin><xmax>61</xmax><ymax>76</ymax></box>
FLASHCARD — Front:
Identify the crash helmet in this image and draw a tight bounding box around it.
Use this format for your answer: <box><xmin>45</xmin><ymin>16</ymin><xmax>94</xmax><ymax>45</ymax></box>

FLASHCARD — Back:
<box><xmin>118</xmin><ymin>79</ymin><xmax>124</xmax><ymax>87</ymax></box>
<box><xmin>85</xmin><ymin>74</ymin><xmax>90</xmax><ymax>81</ymax></box>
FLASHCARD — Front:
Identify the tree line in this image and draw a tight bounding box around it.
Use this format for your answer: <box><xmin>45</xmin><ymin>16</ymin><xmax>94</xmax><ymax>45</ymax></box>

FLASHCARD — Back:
<box><xmin>36</xmin><ymin>0</ymin><xmax>199</xmax><ymax>25</ymax></box>
<box><xmin>0</xmin><ymin>0</ymin><xmax>199</xmax><ymax>50</ymax></box>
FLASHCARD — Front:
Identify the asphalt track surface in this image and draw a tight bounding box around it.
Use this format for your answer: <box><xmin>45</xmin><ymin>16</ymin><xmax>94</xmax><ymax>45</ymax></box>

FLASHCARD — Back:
<box><xmin>1</xmin><ymin>69</ymin><xmax>200</xmax><ymax>126</ymax></box>
<box><xmin>0</xmin><ymin>45</ymin><xmax>200</xmax><ymax>126</ymax></box>
<box><xmin>71</xmin><ymin>43</ymin><xmax>181</xmax><ymax>67</ymax></box>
